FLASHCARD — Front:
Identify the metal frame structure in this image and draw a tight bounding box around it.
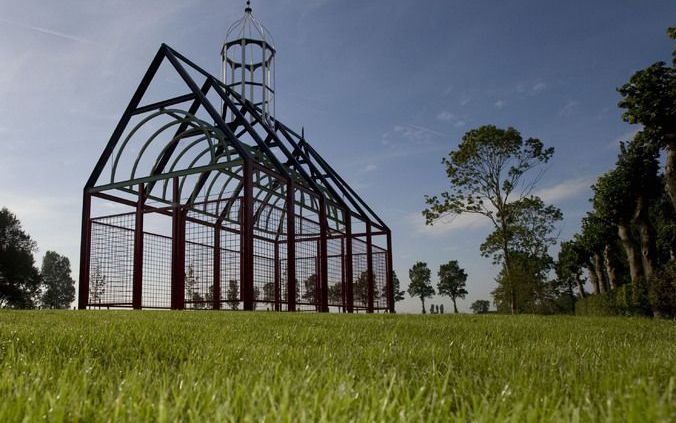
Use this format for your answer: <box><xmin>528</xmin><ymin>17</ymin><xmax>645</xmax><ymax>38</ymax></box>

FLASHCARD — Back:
<box><xmin>78</xmin><ymin>44</ymin><xmax>393</xmax><ymax>312</ymax></box>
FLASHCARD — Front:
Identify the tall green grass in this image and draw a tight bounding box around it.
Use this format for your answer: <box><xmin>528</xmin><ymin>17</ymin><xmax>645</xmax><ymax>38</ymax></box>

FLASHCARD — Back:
<box><xmin>0</xmin><ymin>311</ymin><xmax>673</xmax><ymax>422</ymax></box>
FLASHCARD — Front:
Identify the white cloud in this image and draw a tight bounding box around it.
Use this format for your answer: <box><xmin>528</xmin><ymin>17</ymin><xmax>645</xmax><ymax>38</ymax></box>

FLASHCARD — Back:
<box><xmin>0</xmin><ymin>17</ymin><xmax>97</xmax><ymax>45</ymax></box>
<box><xmin>382</xmin><ymin>124</ymin><xmax>446</xmax><ymax>145</ymax></box>
<box><xmin>531</xmin><ymin>81</ymin><xmax>547</xmax><ymax>93</ymax></box>
<box><xmin>534</xmin><ymin>177</ymin><xmax>592</xmax><ymax>204</ymax></box>
<box><xmin>494</xmin><ymin>99</ymin><xmax>506</xmax><ymax>109</ymax></box>
<box><xmin>436</xmin><ymin>110</ymin><xmax>466</xmax><ymax>127</ymax></box>
<box><xmin>407</xmin><ymin>211</ymin><xmax>491</xmax><ymax>238</ymax></box>
<box><xmin>362</xmin><ymin>163</ymin><xmax>377</xmax><ymax>173</ymax></box>
<box><xmin>559</xmin><ymin>100</ymin><xmax>579</xmax><ymax>117</ymax></box>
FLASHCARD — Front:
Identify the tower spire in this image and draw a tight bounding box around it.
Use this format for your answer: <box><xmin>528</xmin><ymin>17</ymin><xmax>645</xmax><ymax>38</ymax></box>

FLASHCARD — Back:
<box><xmin>245</xmin><ymin>0</ymin><xmax>252</xmax><ymax>13</ymax></box>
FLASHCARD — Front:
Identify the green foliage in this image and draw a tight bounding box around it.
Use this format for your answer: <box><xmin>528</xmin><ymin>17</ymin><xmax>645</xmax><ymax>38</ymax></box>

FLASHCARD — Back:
<box><xmin>0</xmin><ymin>312</ymin><xmax>674</xmax><ymax>421</ymax></box>
<box><xmin>575</xmin><ymin>284</ymin><xmax>653</xmax><ymax>317</ymax></box>
<box><xmin>618</xmin><ymin>62</ymin><xmax>676</xmax><ymax>145</ymax></box>
<box><xmin>392</xmin><ymin>271</ymin><xmax>405</xmax><ymax>303</ymax></box>
<box><xmin>470</xmin><ymin>300</ymin><xmax>490</xmax><ymax>314</ymax></box>
<box><xmin>437</xmin><ymin>260</ymin><xmax>468</xmax><ymax>313</ymax></box>
<box><xmin>40</xmin><ymin>251</ymin><xmax>75</xmax><ymax>309</ymax></box>
<box><xmin>407</xmin><ymin>262</ymin><xmax>434</xmax><ymax>314</ymax></box>
<box><xmin>0</xmin><ymin>208</ymin><xmax>41</xmax><ymax>308</ymax></box>
<box><xmin>648</xmin><ymin>261</ymin><xmax>676</xmax><ymax>317</ymax></box>
<box><xmin>226</xmin><ymin>279</ymin><xmax>239</xmax><ymax>310</ymax></box>
<box><xmin>327</xmin><ymin>282</ymin><xmax>342</xmax><ymax>306</ymax></box>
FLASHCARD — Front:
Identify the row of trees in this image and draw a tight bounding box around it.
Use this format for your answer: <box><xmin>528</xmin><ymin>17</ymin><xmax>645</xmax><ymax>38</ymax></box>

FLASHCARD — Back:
<box><xmin>0</xmin><ymin>208</ymin><xmax>76</xmax><ymax>309</ymax></box>
<box><xmin>557</xmin><ymin>28</ymin><xmax>675</xmax><ymax>317</ymax></box>
<box><xmin>406</xmin><ymin>260</ymin><xmax>468</xmax><ymax>313</ymax></box>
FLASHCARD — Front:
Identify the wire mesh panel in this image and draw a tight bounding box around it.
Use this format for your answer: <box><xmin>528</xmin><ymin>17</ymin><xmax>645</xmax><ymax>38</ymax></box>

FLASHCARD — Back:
<box><xmin>373</xmin><ymin>249</ymin><xmax>388</xmax><ymax>310</ymax></box>
<box><xmin>89</xmin><ymin>213</ymin><xmax>135</xmax><ymax>307</ymax></box>
<box><xmin>185</xmin><ymin>214</ymin><xmax>215</xmax><ymax>309</ymax></box>
<box><xmin>352</xmin><ymin>237</ymin><xmax>368</xmax><ymax>311</ymax></box>
<box><xmin>142</xmin><ymin>232</ymin><xmax>172</xmax><ymax>308</ymax></box>
<box><xmin>327</xmin><ymin>237</ymin><xmax>344</xmax><ymax>310</ymax></box>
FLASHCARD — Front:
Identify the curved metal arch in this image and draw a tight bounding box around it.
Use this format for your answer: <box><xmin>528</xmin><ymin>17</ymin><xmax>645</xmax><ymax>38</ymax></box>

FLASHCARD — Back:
<box><xmin>110</xmin><ymin>109</ymin><xmax>224</xmax><ymax>184</ymax></box>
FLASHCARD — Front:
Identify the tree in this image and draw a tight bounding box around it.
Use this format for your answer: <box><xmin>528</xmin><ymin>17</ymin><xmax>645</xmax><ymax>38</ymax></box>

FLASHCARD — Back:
<box><xmin>407</xmin><ymin>262</ymin><xmax>434</xmax><ymax>314</ymax></box>
<box><xmin>0</xmin><ymin>208</ymin><xmax>40</xmax><ymax>308</ymax></box>
<box><xmin>185</xmin><ymin>263</ymin><xmax>204</xmax><ymax>309</ymax></box>
<box><xmin>327</xmin><ymin>283</ymin><xmax>342</xmax><ymax>310</ymax></box>
<box><xmin>392</xmin><ymin>271</ymin><xmax>406</xmax><ymax>303</ymax></box>
<box><xmin>436</xmin><ymin>260</ymin><xmax>468</xmax><ymax>313</ymax></box>
<box><xmin>262</xmin><ymin>282</ymin><xmax>275</xmax><ymax>302</ymax></box>
<box><xmin>618</xmin><ymin>38</ymin><xmax>676</xmax><ymax>210</ymax></box>
<box><xmin>556</xmin><ymin>240</ymin><xmax>588</xmax><ymax>301</ymax></box>
<box><xmin>301</xmin><ymin>273</ymin><xmax>318</xmax><ymax>305</ymax></box>
<box><xmin>89</xmin><ymin>264</ymin><xmax>107</xmax><ymax>307</ymax></box>
<box><xmin>40</xmin><ymin>251</ymin><xmax>75</xmax><ymax>309</ymax></box>
<box><xmin>424</xmin><ymin>125</ymin><xmax>555</xmax><ymax>313</ymax></box>
<box><xmin>226</xmin><ymin>279</ymin><xmax>239</xmax><ymax>310</ymax></box>
<box><xmin>354</xmin><ymin>271</ymin><xmax>370</xmax><ymax>307</ymax></box>
<box><xmin>470</xmin><ymin>300</ymin><xmax>490</xmax><ymax>314</ymax></box>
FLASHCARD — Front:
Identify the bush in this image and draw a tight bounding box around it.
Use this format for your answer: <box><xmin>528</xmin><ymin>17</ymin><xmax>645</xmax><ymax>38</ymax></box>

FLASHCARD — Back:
<box><xmin>575</xmin><ymin>283</ymin><xmax>652</xmax><ymax>317</ymax></box>
<box><xmin>648</xmin><ymin>261</ymin><xmax>676</xmax><ymax>318</ymax></box>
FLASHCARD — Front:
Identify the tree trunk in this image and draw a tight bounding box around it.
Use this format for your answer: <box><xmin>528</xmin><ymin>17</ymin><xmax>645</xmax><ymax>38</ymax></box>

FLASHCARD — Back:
<box><xmin>603</xmin><ymin>245</ymin><xmax>619</xmax><ymax>289</ymax></box>
<box><xmin>664</xmin><ymin>138</ymin><xmax>676</xmax><ymax>212</ymax></box>
<box><xmin>617</xmin><ymin>221</ymin><xmax>644</xmax><ymax>295</ymax></box>
<box><xmin>587</xmin><ymin>265</ymin><xmax>600</xmax><ymax>294</ymax></box>
<box><xmin>576</xmin><ymin>276</ymin><xmax>586</xmax><ymax>298</ymax></box>
<box><xmin>593</xmin><ymin>253</ymin><xmax>607</xmax><ymax>294</ymax></box>
<box><xmin>421</xmin><ymin>298</ymin><xmax>426</xmax><ymax>314</ymax></box>
<box><xmin>634</xmin><ymin>195</ymin><xmax>657</xmax><ymax>281</ymax></box>
<box><xmin>452</xmin><ymin>298</ymin><xmax>458</xmax><ymax>313</ymax></box>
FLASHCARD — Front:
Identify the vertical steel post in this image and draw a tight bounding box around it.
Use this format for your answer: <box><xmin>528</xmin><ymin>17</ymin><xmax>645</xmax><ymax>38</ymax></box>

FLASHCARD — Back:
<box><xmin>318</xmin><ymin>199</ymin><xmax>329</xmax><ymax>312</ymax></box>
<box><xmin>286</xmin><ymin>180</ymin><xmax>296</xmax><ymax>311</ymax></box>
<box><xmin>344</xmin><ymin>212</ymin><xmax>354</xmax><ymax>313</ymax></box>
<box><xmin>340</xmin><ymin>237</ymin><xmax>346</xmax><ymax>313</ymax></box>
<box><xmin>78</xmin><ymin>192</ymin><xmax>91</xmax><ymax>309</ymax></box>
<box><xmin>171</xmin><ymin>177</ymin><xmax>185</xmax><ymax>310</ymax></box>
<box><xmin>366</xmin><ymin>222</ymin><xmax>374</xmax><ymax>313</ymax></box>
<box><xmin>213</xmin><ymin>225</ymin><xmax>221</xmax><ymax>310</ymax></box>
<box><xmin>274</xmin><ymin>241</ymin><xmax>281</xmax><ymax>311</ymax></box>
<box><xmin>132</xmin><ymin>184</ymin><xmax>145</xmax><ymax>309</ymax></box>
<box><xmin>240</xmin><ymin>161</ymin><xmax>255</xmax><ymax>311</ymax></box>
<box><xmin>386</xmin><ymin>230</ymin><xmax>395</xmax><ymax>313</ymax></box>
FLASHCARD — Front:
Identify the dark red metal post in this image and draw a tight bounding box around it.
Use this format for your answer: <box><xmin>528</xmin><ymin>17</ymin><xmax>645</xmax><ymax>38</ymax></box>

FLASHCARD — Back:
<box><xmin>386</xmin><ymin>230</ymin><xmax>394</xmax><ymax>313</ymax></box>
<box><xmin>171</xmin><ymin>177</ymin><xmax>185</xmax><ymax>310</ymax></box>
<box><xmin>344</xmin><ymin>213</ymin><xmax>354</xmax><ymax>313</ymax></box>
<box><xmin>240</xmin><ymin>161</ymin><xmax>255</xmax><ymax>311</ymax></box>
<box><xmin>318</xmin><ymin>199</ymin><xmax>329</xmax><ymax>312</ymax></box>
<box><xmin>78</xmin><ymin>192</ymin><xmax>91</xmax><ymax>309</ymax></box>
<box><xmin>286</xmin><ymin>180</ymin><xmax>296</xmax><ymax>312</ymax></box>
<box><xmin>366</xmin><ymin>222</ymin><xmax>374</xmax><ymax>313</ymax></box>
<box><xmin>274</xmin><ymin>241</ymin><xmax>281</xmax><ymax>311</ymax></box>
<box><xmin>132</xmin><ymin>184</ymin><xmax>145</xmax><ymax>309</ymax></box>
<box><xmin>213</xmin><ymin>225</ymin><xmax>221</xmax><ymax>310</ymax></box>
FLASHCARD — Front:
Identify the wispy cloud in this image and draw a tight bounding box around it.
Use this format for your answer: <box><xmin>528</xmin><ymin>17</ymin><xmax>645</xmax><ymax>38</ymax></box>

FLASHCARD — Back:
<box><xmin>382</xmin><ymin>124</ymin><xmax>446</xmax><ymax>145</ymax></box>
<box><xmin>408</xmin><ymin>211</ymin><xmax>491</xmax><ymax>237</ymax></box>
<box><xmin>436</xmin><ymin>110</ymin><xmax>466</xmax><ymax>127</ymax></box>
<box><xmin>494</xmin><ymin>99</ymin><xmax>506</xmax><ymax>109</ymax></box>
<box><xmin>0</xmin><ymin>17</ymin><xmax>97</xmax><ymax>45</ymax></box>
<box><xmin>559</xmin><ymin>100</ymin><xmax>579</xmax><ymax>117</ymax></box>
<box><xmin>531</xmin><ymin>81</ymin><xmax>547</xmax><ymax>94</ymax></box>
<box><xmin>606</xmin><ymin>127</ymin><xmax>641</xmax><ymax>148</ymax></box>
<box><xmin>534</xmin><ymin>177</ymin><xmax>592</xmax><ymax>204</ymax></box>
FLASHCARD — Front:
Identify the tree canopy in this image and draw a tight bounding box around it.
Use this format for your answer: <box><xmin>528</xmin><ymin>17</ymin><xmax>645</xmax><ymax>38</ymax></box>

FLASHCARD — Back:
<box><xmin>436</xmin><ymin>260</ymin><xmax>468</xmax><ymax>313</ymax></box>
<box><xmin>40</xmin><ymin>251</ymin><xmax>75</xmax><ymax>309</ymax></box>
<box><xmin>0</xmin><ymin>208</ymin><xmax>41</xmax><ymax>308</ymax></box>
<box><xmin>407</xmin><ymin>262</ymin><xmax>434</xmax><ymax>314</ymax></box>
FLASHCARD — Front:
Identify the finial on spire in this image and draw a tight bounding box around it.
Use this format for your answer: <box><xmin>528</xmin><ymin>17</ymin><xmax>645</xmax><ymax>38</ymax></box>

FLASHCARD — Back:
<box><xmin>245</xmin><ymin>0</ymin><xmax>252</xmax><ymax>13</ymax></box>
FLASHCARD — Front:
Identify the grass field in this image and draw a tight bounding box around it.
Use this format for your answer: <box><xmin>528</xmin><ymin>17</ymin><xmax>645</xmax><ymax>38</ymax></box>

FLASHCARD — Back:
<box><xmin>0</xmin><ymin>312</ymin><xmax>674</xmax><ymax>422</ymax></box>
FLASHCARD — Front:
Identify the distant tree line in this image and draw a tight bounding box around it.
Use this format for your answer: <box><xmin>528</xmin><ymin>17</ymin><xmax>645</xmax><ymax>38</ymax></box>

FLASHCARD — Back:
<box><xmin>0</xmin><ymin>208</ymin><xmax>75</xmax><ymax>309</ymax></box>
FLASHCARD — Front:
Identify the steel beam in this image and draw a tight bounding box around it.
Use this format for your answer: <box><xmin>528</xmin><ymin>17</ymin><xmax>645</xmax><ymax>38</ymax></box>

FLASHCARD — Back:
<box><xmin>78</xmin><ymin>192</ymin><xmax>91</xmax><ymax>309</ymax></box>
<box><xmin>171</xmin><ymin>177</ymin><xmax>186</xmax><ymax>310</ymax></box>
<box><xmin>386</xmin><ymin>230</ymin><xmax>394</xmax><ymax>313</ymax></box>
<box><xmin>344</xmin><ymin>212</ymin><xmax>354</xmax><ymax>313</ymax></box>
<box><xmin>286</xmin><ymin>179</ymin><xmax>297</xmax><ymax>312</ymax></box>
<box><xmin>213</xmin><ymin>225</ymin><xmax>221</xmax><ymax>310</ymax></box>
<box><xmin>318</xmin><ymin>198</ymin><xmax>329</xmax><ymax>312</ymax></box>
<box><xmin>366</xmin><ymin>222</ymin><xmax>374</xmax><ymax>313</ymax></box>
<box><xmin>132</xmin><ymin>184</ymin><xmax>145</xmax><ymax>309</ymax></box>
<box><xmin>240</xmin><ymin>160</ymin><xmax>255</xmax><ymax>311</ymax></box>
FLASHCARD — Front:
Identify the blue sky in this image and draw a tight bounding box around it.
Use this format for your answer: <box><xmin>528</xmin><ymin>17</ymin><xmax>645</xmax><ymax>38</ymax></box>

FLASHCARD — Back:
<box><xmin>0</xmin><ymin>0</ymin><xmax>674</xmax><ymax>312</ymax></box>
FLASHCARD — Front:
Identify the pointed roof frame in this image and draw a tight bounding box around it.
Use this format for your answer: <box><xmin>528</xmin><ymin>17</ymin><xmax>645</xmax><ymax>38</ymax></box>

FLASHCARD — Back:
<box><xmin>85</xmin><ymin>44</ymin><xmax>388</xmax><ymax>232</ymax></box>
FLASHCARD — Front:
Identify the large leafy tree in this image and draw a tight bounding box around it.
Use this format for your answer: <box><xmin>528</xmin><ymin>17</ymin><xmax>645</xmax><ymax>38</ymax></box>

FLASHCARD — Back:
<box><xmin>226</xmin><ymin>279</ymin><xmax>239</xmax><ymax>310</ymax></box>
<box><xmin>40</xmin><ymin>251</ymin><xmax>75</xmax><ymax>309</ymax></box>
<box><xmin>436</xmin><ymin>260</ymin><xmax>468</xmax><ymax>313</ymax></box>
<box><xmin>617</xmin><ymin>29</ymin><xmax>676</xmax><ymax>209</ymax></box>
<box><xmin>0</xmin><ymin>208</ymin><xmax>40</xmax><ymax>308</ymax></box>
<box><xmin>407</xmin><ymin>262</ymin><xmax>434</xmax><ymax>314</ymax></box>
<box><xmin>470</xmin><ymin>300</ymin><xmax>490</xmax><ymax>314</ymax></box>
<box><xmin>424</xmin><ymin>125</ymin><xmax>555</xmax><ymax>313</ymax></box>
